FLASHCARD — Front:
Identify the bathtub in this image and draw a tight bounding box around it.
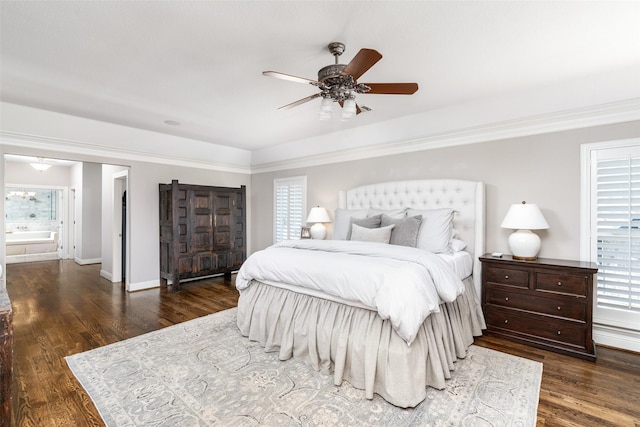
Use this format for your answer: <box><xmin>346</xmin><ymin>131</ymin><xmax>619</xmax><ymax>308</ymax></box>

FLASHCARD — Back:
<box><xmin>6</xmin><ymin>231</ymin><xmax>59</xmax><ymax>263</ymax></box>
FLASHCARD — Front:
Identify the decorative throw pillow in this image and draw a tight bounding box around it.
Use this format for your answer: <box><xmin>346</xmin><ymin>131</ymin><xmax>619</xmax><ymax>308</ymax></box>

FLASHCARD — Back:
<box><xmin>346</xmin><ymin>214</ymin><xmax>383</xmax><ymax>240</ymax></box>
<box><xmin>381</xmin><ymin>214</ymin><xmax>423</xmax><ymax>247</ymax></box>
<box><xmin>407</xmin><ymin>208</ymin><xmax>456</xmax><ymax>253</ymax></box>
<box><xmin>350</xmin><ymin>223</ymin><xmax>396</xmax><ymax>244</ymax></box>
<box><xmin>333</xmin><ymin>208</ymin><xmax>368</xmax><ymax>240</ymax></box>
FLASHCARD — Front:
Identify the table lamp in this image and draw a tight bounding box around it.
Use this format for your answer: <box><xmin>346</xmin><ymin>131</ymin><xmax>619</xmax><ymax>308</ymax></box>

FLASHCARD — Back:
<box><xmin>500</xmin><ymin>201</ymin><xmax>549</xmax><ymax>260</ymax></box>
<box><xmin>306</xmin><ymin>206</ymin><xmax>331</xmax><ymax>240</ymax></box>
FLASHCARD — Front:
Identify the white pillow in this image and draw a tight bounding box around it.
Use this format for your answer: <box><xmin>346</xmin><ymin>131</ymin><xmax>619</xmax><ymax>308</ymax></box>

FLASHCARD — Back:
<box><xmin>333</xmin><ymin>208</ymin><xmax>368</xmax><ymax>240</ymax></box>
<box><xmin>350</xmin><ymin>223</ymin><xmax>396</xmax><ymax>244</ymax></box>
<box><xmin>368</xmin><ymin>208</ymin><xmax>407</xmax><ymax>219</ymax></box>
<box><xmin>407</xmin><ymin>208</ymin><xmax>456</xmax><ymax>253</ymax></box>
<box><xmin>451</xmin><ymin>238</ymin><xmax>467</xmax><ymax>252</ymax></box>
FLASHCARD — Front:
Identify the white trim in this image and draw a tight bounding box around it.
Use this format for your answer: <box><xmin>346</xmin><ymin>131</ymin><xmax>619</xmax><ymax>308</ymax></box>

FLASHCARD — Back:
<box><xmin>100</xmin><ymin>269</ymin><xmax>113</xmax><ymax>281</ymax></box>
<box><xmin>581</xmin><ymin>138</ymin><xmax>640</xmax><ymax>352</ymax></box>
<box><xmin>2</xmin><ymin>99</ymin><xmax>638</xmax><ymax>175</ymax></box>
<box><xmin>128</xmin><ymin>279</ymin><xmax>160</xmax><ymax>292</ymax></box>
<box><xmin>0</xmin><ymin>131</ymin><xmax>252</xmax><ymax>175</ymax></box>
<box><xmin>252</xmin><ymin>99</ymin><xmax>640</xmax><ymax>173</ymax></box>
<box><xmin>74</xmin><ymin>257</ymin><xmax>101</xmax><ymax>265</ymax></box>
<box><xmin>594</xmin><ymin>323</ymin><xmax>640</xmax><ymax>354</ymax></box>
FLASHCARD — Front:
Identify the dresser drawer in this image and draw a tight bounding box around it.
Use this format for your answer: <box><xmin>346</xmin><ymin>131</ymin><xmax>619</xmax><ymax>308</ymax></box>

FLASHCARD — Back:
<box><xmin>535</xmin><ymin>272</ymin><xmax>588</xmax><ymax>297</ymax></box>
<box><xmin>485</xmin><ymin>306</ymin><xmax>588</xmax><ymax>348</ymax></box>
<box><xmin>484</xmin><ymin>266</ymin><xmax>529</xmax><ymax>288</ymax></box>
<box><xmin>485</xmin><ymin>287</ymin><xmax>587</xmax><ymax>321</ymax></box>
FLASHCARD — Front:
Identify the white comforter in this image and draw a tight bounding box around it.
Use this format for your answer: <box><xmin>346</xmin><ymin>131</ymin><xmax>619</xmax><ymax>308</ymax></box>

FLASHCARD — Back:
<box><xmin>236</xmin><ymin>240</ymin><xmax>465</xmax><ymax>345</ymax></box>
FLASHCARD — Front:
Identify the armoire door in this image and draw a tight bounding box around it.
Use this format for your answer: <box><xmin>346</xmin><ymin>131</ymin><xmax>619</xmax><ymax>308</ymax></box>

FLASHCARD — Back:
<box><xmin>212</xmin><ymin>192</ymin><xmax>233</xmax><ymax>269</ymax></box>
<box><xmin>187</xmin><ymin>189</ymin><xmax>215</xmax><ymax>273</ymax></box>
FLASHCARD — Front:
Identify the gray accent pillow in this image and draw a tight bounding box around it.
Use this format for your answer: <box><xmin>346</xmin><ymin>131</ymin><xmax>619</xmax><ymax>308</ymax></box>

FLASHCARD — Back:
<box><xmin>381</xmin><ymin>214</ymin><xmax>423</xmax><ymax>247</ymax></box>
<box><xmin>332</xmin><ymin>208</ymin><xmax>369</xmax><ymax>240</ymax></box>
<box><xmin>346</xmin><ymin>214</ymin><xmax>382</xmax><ymax>240</ymax></box>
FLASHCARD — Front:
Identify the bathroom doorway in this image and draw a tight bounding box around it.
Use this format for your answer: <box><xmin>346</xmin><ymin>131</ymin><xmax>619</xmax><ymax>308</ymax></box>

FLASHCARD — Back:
<box><xmin>4</xmin><ymin>186</ymin><xmax>66</xmax><ymax>264</ymax></box>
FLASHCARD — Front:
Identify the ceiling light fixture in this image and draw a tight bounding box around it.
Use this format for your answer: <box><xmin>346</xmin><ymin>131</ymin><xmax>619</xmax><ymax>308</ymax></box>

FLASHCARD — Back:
<box><xmin>264</xmin><ymin>42</ymin><xmax>418</xmax><ymax>121</ymax></box>
<box><xmin>30</xmin><ymin>158</ymin><xmax>52</xmax><ymax>172</ymax></box>
<box><xmin>315</xmin><ymin>42</ymin><xmax>368</xmax><ymax>121</ymax></box>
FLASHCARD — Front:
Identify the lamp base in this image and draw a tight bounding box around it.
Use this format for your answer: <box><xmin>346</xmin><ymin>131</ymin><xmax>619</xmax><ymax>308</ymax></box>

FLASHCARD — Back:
<box><xmin>309</xmin><ymin>223</ymin><xmax>327</xmax><ymax>240</ymax></box>
<box><xmin>508</xmin><ymin>229</ymin><xmax>541</xmax><ymax>260</ymax></box>
<box><xmin>512</xmin><ymin>255</ymin><xmax>538</xmax><ymax>261</ymax></box>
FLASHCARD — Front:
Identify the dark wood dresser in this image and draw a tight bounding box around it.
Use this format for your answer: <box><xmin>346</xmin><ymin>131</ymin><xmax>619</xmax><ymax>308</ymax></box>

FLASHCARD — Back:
<box><xmin>159</xmin><ymin>180</ymin><xmax>246</xmax><ymax>290</ymax></box>
<box><xmin>480</xmin><ymin>254</ymin><xmax>597</xmax><ymax>360</ymax></box>
<box><xmin>0</xmin><ymin>285</ymin><xmax>13</xmax><ymax>426</ymax></box>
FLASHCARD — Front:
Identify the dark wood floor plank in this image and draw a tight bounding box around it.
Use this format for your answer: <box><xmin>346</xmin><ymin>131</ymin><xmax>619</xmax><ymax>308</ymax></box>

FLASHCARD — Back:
<box><xmin>6</xmin><ymin>260</ymin><xmax>640</xmax><ymax>426</ymax></box>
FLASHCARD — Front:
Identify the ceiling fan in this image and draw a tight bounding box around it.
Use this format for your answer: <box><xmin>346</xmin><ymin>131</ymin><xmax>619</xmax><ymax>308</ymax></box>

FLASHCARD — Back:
<box><xmin>263</xmin><ymin>42</ymin><xmax>419</xmax><ymax>120</ymax></box>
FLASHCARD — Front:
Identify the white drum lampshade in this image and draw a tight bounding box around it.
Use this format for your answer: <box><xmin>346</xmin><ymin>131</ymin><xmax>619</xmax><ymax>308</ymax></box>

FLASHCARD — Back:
<box><xmin>306</xmin><ymin>206</ymin><xmax>331</xmax><ymax>240</ymax></box>
<box><xmin>500</xmin><ymin>201</ymin><xmax>549</xmax><ymax>260</ymax></box>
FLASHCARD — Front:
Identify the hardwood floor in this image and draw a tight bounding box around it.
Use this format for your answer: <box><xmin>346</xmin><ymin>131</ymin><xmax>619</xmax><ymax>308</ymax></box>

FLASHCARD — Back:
<box><xmin>5</xmin><ymin>260</ymin><xmax>640</xmax><ymax>426</ymax></box>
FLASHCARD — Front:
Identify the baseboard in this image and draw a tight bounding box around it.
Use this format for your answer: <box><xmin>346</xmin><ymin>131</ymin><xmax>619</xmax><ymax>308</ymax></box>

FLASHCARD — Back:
<box><xmin>100</xmin><ymin>269</ymin><xmax>113</xmax><ymax>281</ymax></box>
<box><xmin>127</xmin><ymin>279</ymin><xmax>159</xmax><ymax>292</ymax></box>
<box><xmin>74</xmin><ymin>257</ymin><xmax>102</xmax><ymax>265</ymax></box>
<box><xmin>593</xmin><ymin>323</ymin><xmax>640</xmax><ymax>353</ymax></box>
<box><xmin>6</xmin><ymin>253</ymin><xmax>59</xmax><ymax>263</ymax></box>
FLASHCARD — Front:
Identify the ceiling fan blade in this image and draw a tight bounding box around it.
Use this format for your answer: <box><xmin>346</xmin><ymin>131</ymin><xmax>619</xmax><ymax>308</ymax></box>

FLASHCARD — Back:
<box><xmin>277</xmin><ymin>93</ymin><xmax>321</xmax><ymax>110</ymax></box>
<box><xmin>341</xmin><ymin>48</ymin><xmax>382</xmax><ymax>81</ymax></box>
<box><xmin>362</xmin><ymin>83</ymin><xmax>419</xmax><ymax>95</ymax></box>
<box><xmin>263</xmin><ymin>71</ymin><xmax>319</xmax><ymax>85</ymax></box>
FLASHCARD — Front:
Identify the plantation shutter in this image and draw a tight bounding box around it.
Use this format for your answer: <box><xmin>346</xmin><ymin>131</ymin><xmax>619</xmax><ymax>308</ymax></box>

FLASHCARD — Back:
<box><xmin>274</xmin><ymin>177</ymin><xmax>306</xmax><ymax>243</ymax></box>
<box><xmin>593</xmin><ymin>147</ymin><xmax>640</xmax><ymax>316</ymax></box>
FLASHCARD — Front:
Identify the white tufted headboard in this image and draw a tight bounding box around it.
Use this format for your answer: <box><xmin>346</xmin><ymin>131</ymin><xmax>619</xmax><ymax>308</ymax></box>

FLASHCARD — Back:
<box><xmin>338</xmin><ymin>179</ymin><xmax>485</xmax><ymax>296</ymax></box>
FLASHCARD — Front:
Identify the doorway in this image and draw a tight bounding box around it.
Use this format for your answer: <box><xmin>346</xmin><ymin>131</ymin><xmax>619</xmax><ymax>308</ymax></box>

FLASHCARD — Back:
<box><xmin>111</xmin><ymin>170</ymin><xmax>129</xmax><ymax>288</ymax></box>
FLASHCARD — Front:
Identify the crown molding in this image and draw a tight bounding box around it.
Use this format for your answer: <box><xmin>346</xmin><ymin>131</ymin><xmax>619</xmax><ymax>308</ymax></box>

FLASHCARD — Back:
<box><xmin>250</xmin><ymin>98</ymin><xmax>640</xmax><ymax>174</ymax></box>
<box><xmin>2</xmin><ymin>99</ymin><xmax>638</xmax><ymax>175</ymax></box>
<box><xmin>0</xmin><ymin>130</ymin><xmax>252</xmax><ymax>174</ymax></box>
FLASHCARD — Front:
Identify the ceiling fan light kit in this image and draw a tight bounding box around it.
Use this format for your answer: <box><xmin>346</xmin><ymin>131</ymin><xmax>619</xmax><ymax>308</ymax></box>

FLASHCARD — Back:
<box><xmin>263</xmin><ymin>42</ymin><xmax>418</xmax><ymax>121</ymax></box>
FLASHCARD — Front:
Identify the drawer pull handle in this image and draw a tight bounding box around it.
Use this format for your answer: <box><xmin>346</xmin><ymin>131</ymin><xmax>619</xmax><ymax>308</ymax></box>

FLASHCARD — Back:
<box><xmin>557</xmin><ymin>282</ymin><xmax>562</xmax><ymax>286</ymax></box>
<box><xmin>505</xmin><ymin>297</ymin><xmax>509</xmax><ymax>301</ymax></box>
<box><xmin>557</xmin><ymin>306</ymin><xmax>561</xmax><ymax>310</ymax></box>
<box><xmin>557</xmin><ymin>330</ymin><xmax>561</xmax><ymax>335</ymax></box>
<box><xmin>504</xmin><ymin>320</ymin><xmax>509</xmax><ymax>324</ymax></box>
<box><xmin>505</xmin><ymin>275</ymin><xmax>509</xmax><ymax>279</ymax></box>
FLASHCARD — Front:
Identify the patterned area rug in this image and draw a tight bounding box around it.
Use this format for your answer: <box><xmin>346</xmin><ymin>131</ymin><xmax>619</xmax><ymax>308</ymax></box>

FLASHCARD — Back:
<box><xmin>66</xmin><ymin>308</ymin><xmax>542</xmax><ymax>426</ymax></box>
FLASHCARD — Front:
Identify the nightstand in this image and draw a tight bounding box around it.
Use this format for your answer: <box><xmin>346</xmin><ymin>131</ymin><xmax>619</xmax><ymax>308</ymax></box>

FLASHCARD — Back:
<box><xmin>480</xmin><ymin>254</ymin><xmax>597</xmax><ymax>360</ymax></box>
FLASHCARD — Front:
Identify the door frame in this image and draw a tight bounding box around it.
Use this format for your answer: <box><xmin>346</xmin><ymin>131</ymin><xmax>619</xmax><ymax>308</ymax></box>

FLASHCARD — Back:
<box><xmin>111</xmin><ymin>171</ymin><xmax>129</xmax><ymax>288</ymax></box>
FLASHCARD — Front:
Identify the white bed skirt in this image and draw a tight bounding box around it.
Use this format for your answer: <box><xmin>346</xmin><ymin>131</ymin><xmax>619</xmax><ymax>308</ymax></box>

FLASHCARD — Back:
<box><xmin>237</xmin><ymin>277</ymin><xmax>486</xmax><ymax>408</ymax></box>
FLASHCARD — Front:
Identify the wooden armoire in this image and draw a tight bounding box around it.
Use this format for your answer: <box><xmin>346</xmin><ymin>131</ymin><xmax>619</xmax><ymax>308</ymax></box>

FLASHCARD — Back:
<box><xmin>159</xmin><ymin>180</ymin><xmax>246</xmax><ymax>290</ymax></box>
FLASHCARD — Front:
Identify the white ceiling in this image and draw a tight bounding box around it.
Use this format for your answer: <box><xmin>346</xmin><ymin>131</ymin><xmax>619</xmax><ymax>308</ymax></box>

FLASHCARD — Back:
<box><xmin>1</xmin><ymin>1</ymin><xmax>639</xmax><ymax>156</ymax></box>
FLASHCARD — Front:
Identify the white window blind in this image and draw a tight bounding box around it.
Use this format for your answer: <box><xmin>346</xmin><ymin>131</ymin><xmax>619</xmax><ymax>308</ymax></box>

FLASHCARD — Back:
<box><xmin>595</xmin><ymin>151</ymin><xmax>640</xmax><ymax>315</ymax></box>
<box><xmin>274</xmin><ymin>176</ymin><xmax>306</xmax><ymax>243</ymax></box>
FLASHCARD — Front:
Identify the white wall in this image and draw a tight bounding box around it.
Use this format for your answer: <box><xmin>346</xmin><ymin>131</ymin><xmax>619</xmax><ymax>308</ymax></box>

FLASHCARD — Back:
<box><xmin>4</xmin><ymin>161</ymin><xmax>72</xmax><ymax>187</ymax></box>
<box><xmin>0</xmin><ymin>142</ymin><xmax>251</xmax><ymax>292</ymax></box>
<box><xmin>79</xmin><ymin>162</ymin><xmax>102</xmax><ymax>263</ymax></box>
<box><xmin>70</xmin><ymin>163</ymin><xmax>83</xmax><ymax>261</ymax></box>
<box><xmin>250</xmin><ymin>120</ymin><xmax>640</xmax><ymax>264</ymax></box>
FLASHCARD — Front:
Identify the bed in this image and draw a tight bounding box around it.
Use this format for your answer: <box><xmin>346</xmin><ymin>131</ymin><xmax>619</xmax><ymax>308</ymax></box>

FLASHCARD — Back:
<box><xmin>236</xmin><ymin>179</ymin><xmax>487</xmax><ymax>408</ymax></box>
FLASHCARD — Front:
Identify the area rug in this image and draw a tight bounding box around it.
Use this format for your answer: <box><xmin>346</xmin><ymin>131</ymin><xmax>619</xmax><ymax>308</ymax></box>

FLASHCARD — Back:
<box><xmin>66</xmin><ymin>308</ymin><xmax>542</xmax><ymax>426</ymax></box>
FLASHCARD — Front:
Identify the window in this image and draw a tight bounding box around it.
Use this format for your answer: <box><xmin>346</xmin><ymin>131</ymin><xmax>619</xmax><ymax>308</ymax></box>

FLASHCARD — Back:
<box><xmin>274</xmin><ymin>176</ymin><xmax>306</xmax><ymax>243</ymax></box>
<box><xmin>5</xmin><ymin>187</ymin><xmax>59</xmax><ymax>221</ymax></box>
<box><xmin>582</xmin><ymin>139</ymin><xmax>640</xmax><ymax>339</ymax></box>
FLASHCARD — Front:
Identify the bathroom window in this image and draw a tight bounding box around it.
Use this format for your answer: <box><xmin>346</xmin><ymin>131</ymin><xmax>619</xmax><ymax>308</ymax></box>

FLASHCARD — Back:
<box><xmin>5</xmin><ymin>187</ymin><xmax>59</xmax><ymax>221</ymax></box>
